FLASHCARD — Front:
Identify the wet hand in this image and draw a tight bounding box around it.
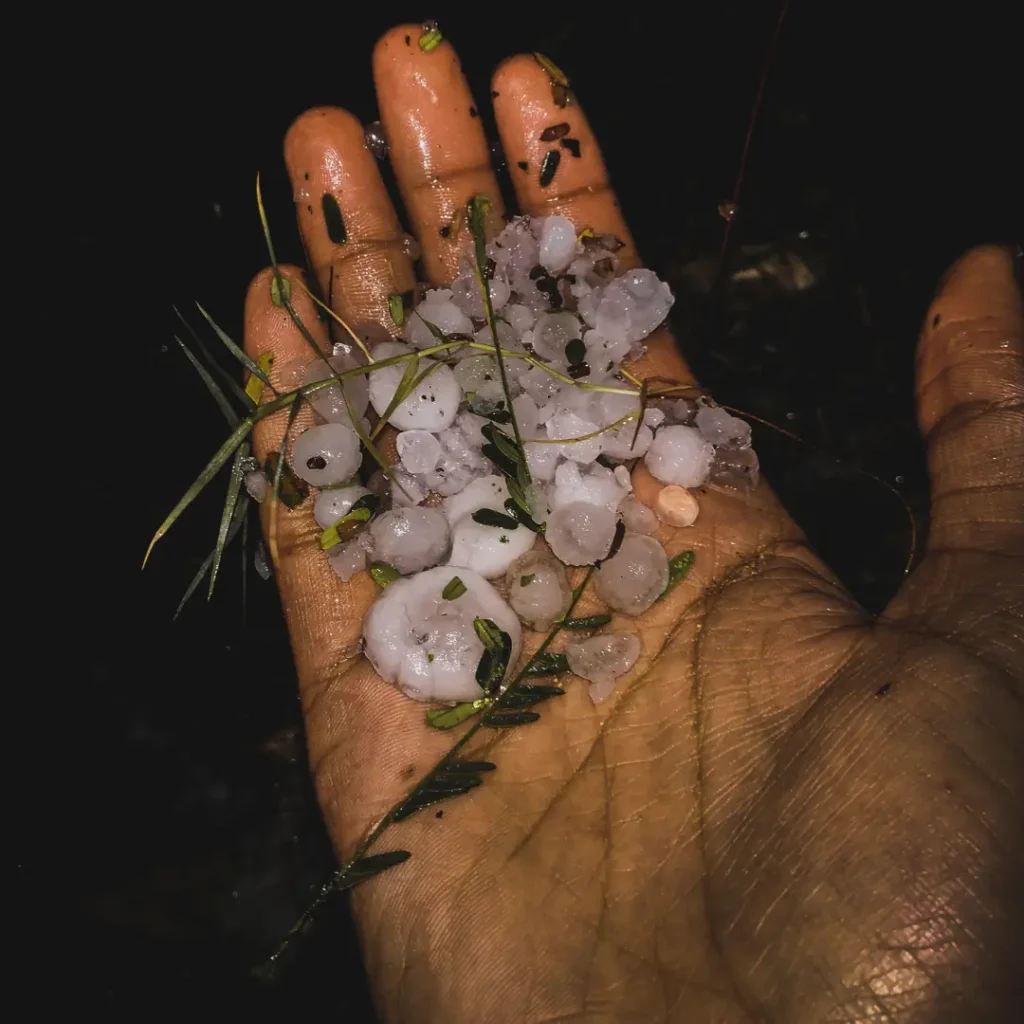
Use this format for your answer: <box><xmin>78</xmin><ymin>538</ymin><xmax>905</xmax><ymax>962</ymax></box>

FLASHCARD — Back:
<box><xmin>243</xmin><ymin>25</ymin><xmax>1023</xmax><ymax>1023</ymax></box>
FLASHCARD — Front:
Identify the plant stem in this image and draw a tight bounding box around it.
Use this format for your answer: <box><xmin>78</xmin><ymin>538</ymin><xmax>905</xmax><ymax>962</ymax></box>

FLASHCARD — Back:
<box><xmin>262</xmin><ymin>565</ymin><xmax>596</xmax><ymax>971</ymax></box>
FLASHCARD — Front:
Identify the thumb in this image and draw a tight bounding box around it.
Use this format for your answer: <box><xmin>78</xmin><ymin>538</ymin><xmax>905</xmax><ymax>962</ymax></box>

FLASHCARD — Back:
<box><xmin>888</xmin><ymin>245</ymin><xmax>1022</xmax><ymax>671</ymax></box>
<box><xmin>916</xmin><ymin>245</ymin><xmax>1023</xmax><ymax>556</ymax></box>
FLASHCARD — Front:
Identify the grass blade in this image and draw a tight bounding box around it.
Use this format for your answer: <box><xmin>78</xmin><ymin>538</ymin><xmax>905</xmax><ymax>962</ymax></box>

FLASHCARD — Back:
<box><xmin>175</xmin><ymin>334</ymin><xmax>239</xmax><ymax>427</ymax></box>
<box><xmin>267</xmin><ymin>397</ymin><xmax>304</xmax><ymax>565</ymax></box>
<box><xmin>174</xmin><ymin>306</ymin><xmax>257</xmax><ymax>412</ymax></box>
<box><xmin>209</xmin><ymin>441</ymin><xmax>249</xmax><ymax>599</ymax></box>
<box><xmin>369</xmin><ymin>351</ymin><xmax>419</xmax><ymax>440</ymax></box>
<box><xmin>144</xmin><ymin>417</ymin><xmax>253</xmax><ymax>567</ymax></box>
<box><xmin>173</xmin><ymin>495</ymin><xmax>249</xmax><ymax>619</ymax></box>
<box><xmin>195</xmin><ymin>301</ymin><xmax>276</xmax><ymax>392</ymax></box>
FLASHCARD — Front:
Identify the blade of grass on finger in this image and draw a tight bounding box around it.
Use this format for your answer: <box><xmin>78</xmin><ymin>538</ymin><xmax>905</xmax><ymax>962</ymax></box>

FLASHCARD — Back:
<box><xmin>195</xmin><ymin>301</ymin><xmax>276</xmax><ymax>393</ymax></box>
<box><xmin>268</xmin><ymin>397</ymin><xmax>305</xmax><ymax>565</ymax></box>
<box><xmin>173</xmin><ymin>306</ymin><xmax>257</xmax><ymax>413</ymax></box>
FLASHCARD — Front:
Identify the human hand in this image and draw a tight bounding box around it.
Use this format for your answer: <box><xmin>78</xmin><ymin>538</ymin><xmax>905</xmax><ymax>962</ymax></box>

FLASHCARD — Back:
<box><xmin>242</xmin><ymin>25</ymin><xmax>1023</xmax><ymax>1023</ymax></box>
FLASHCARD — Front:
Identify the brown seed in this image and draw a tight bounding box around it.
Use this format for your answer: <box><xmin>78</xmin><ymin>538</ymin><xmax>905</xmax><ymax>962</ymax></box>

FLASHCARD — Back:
<box><xmin>539</xmin><ymin>122</ymin><xmax>570</xmax><ymax>142</ymax></box>
<box><xmin>539</xmin><ymin>149</ymin><xmax>561</xmax><ymax>188</ymax></box>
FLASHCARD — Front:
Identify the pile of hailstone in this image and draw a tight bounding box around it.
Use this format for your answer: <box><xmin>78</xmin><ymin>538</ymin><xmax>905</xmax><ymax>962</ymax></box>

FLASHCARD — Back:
<box><xmin>247</xmin><ymin>215</ymin><xmax>758</xmax><ymax>705</ymax></box>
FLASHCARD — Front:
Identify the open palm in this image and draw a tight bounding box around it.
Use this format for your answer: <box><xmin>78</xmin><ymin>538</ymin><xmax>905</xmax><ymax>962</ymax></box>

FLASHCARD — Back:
<box><xmin>243</xmin><ymin>26</ymin><xmax>1023</xmax><ymax>1022</ymax></box>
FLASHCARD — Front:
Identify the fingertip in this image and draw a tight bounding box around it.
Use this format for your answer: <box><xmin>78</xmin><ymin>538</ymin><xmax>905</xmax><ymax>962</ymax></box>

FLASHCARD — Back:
<box><xmin>929</xmin><ymin>245</ymin><xmax>1022</xmax><ymax>332</ymax></box>
<box><xmin>243</xmin><ymin>265</ymin><xmax>324</xmax><ymax>365</ymax></box>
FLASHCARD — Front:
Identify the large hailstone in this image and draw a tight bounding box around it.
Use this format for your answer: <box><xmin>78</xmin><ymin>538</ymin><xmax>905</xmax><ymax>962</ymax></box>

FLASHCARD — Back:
<box><xmin>588</xmin><ymin>269</ymin><xmax>674</xmax><ymax>344</ymax></box>
<box><xmin>537</xmin><ymin>215</ymin><xmax>578</xmax><ymax>273</ymax></box>
<box><xmin>443</xmin><ymin>475</ymin><xmax>536</xmax><ymax>579</ymax></box>
<box><xmin>548</xmin><ymin>461</ymin><xmax>630</xmax><ymax>513</ymax></box>
<box><xmin>644</xmin><ymin>425</ymin><xmax>714</xmax><ymax>488</ymax></box>
<box><xmin>505</xmin><ymin>551</ymin><xmax>573</xmax><ymax>631</ymax></box>
<box><xmin>363</xmin><ymin>566</ymin><xmax>522</xmax><ymax>703</ymax></box>
<box><xmin>403</xmin><ymin>289</ymin><xmax>475</xmax><ymax>348</ymax></box>
<box><xmin>594</xmin><ymin>534</ymin><xmax>670</xmax><ymax>615</ymax></box>
<box><xmin>291</xmin><ymin>423</ymin><xmax>362</xmax><ymax>486</ymax></box>
<box><xmin>367</xmin><ymin>340</ymin><xmax>461</xmax><ymax>431</ymax></box>
<box><xmin>545</xmin><ymin>502</ymin><xmax>618</xmax><ymax>566</ymax></box>
<box><xmin>566</xmin><ymin>632</ymin><xmax>642</xmax><ymax>704</ymax></box>
<box><xmin>368</xmin><ymin>507</ymin><xmax>451</xmax><ymax>575</ymax></box>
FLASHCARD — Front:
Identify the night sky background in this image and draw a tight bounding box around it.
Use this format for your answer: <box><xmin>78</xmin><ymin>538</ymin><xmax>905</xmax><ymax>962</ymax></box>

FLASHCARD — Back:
<box><xmin>19</xmin><ymin>3</ymin><xmax>1015</xmax><ymax>1019</ymax></box>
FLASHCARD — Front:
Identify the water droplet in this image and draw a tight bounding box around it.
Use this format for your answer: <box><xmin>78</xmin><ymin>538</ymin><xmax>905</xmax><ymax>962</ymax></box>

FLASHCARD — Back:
<box><xmin>364</xmin><ymin>121</ymin><xmax>388</xmax><ymax>160</ymax></box>
<box><xmin>895</xmin><ymin>474</ymin><xmax>905</xmax><ymax>484</ymax></box>
<box><xmin>785</xmin><ymin>411</ymin><xmax>796</xmax><ymax>421</ymax></box>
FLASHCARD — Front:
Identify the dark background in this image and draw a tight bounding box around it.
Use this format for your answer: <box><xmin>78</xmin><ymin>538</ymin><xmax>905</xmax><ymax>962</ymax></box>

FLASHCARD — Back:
<box><xmin>21</xmin><ymin>3</ymin><xmax>1015</xmax><ymax>1019</ymax></box>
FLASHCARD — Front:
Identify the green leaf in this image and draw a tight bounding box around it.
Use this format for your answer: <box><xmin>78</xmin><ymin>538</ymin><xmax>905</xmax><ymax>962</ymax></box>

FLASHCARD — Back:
<box><xmin>661</xmin><ymin>550</ymin><xmax>696</xmax><ymax>598</ymax></box>
<box><xmin>336</xmin><ymin>850</ymin><xmax>412</xmax><ymax>892</ymax></box>
<box><xmin>175</xmin><ymin>335</ymin><xmax>239</xmax><ymax>427</ymax></box>
<box><xmin>481</xmin><ymin>442</ymin><xmax>519</xmax><ymax>479</ymax></box>
<box><xmin>503</xmin><ymin>498</ymin><xmax>543</xmax><ymax>533</ymax></box>
<box><xmin>393</xmin><ymin>773</ymin><xmax>482</xmax><ymax>822</ymax></box>
<box><xmin>473</xmin><ymin>617</ymin><xmax>512</xmax><ymax>693</ymax></box>
<box><xmin>388</xmin><ymin>293</ymin><xmax>405</xmax><ymax>326</ymax></box>
<box><xmin>208</xmin><ymin>442</ymin><xmax>249</xmax><ymax>599</ymax></box>
<box><xmin>263</xmin><ymin>450</ymin><xmax>308</xmax><ymax>509</ymax></box>
<box><xmin>467</xmin><ymin>193</ymin><xmax>530</xmax><ymax>486</ymax></box>
<box><xmin>565</xmin><ymin>336</ymin><xmax>586</xmax><ymax>366</ymax></box>
<box><xmin>501</xmin><ymin>684</ymin><xmax>565</xmax><ymax>708</ymax></box>
<box><xmin>369</xmin><ymin>351</ymin><xmax>419</xmax><ymax>439</ymax></box>
<box><xmin>368</xmin><ymin>562</ymin><xmax>400</xmax><ymax>588</ymax></box>
<box><xmin>480</xmin><ymin>422</ymin><xmax>522</xmax><ymax>466</ymax></box>
<box><xmin>143</xmin><ymin>417</ymin><xmax>253</xmax><ymax>567</ymax></box>
<box><xmin>319</xmin><ymin>506</ymin><xmax>372</xmax><ymax>550</ymax></box>
<box><xmin>442</xmin><ymin>576</ymin><xmax>467</xmax><ymax>600</ymax></box>
<box><xmin>563</xmin><ymin>613</ymin><xmax>612</xmax><ymax>630</ymax></box>
<box><xmin>195</xmin><ymin>301</ymin><xmax>275</xmax><ymax>391</ymax></box>
<box><xmin>426</xmin><ymin>701</ymin><xmax>486</xmax><ymax>729</ymax></box>
<box><xmin>173</xmin><ymin>495</ymin><xmax>249</xmax><ymax>620</ymax></box>
<box><xmin>519</xmin><ymin>573</ymin><xmax>536</xmax><ymax>587</ymax></box>
<box><xmin>523</xmin><ymin>652</ymin><xmax>569</xmax><ymax>677</ymax></box>
<box><xmin>442</xmin><ymin>760</ymin><xmax>496</xmax><ymax>774</ymax></box>
<box><xmin>270</xmin><ymin>275</ymin><xmax>292</xmax><ymax>307</ymax></box>
<box><xmin>471</xmin><ymin>508</ymin><xmax>519</xmax><ymax>530</ymax></box>
<box><xmin>418</xmin><ymin>26</ymin><xmax>443</xmax><ymax>51</ymax></box>
<box><xmin>482</xmin><ymin>709</ymin><xmax>541</xmax><ymax>728</ymax></box>
<box><xmin>505</xmin><ymin>475</ymin><xmax>530</xmax><ymax>514</ymax></box>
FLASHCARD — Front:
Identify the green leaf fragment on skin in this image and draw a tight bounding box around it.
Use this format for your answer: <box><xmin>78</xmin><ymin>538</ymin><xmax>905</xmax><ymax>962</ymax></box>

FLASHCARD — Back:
<box><xmin>393</xmin><ymin>773</ymin><xmax>483</xmax><ymax>821</ymax></box>
<box><xmin>661</xmin><ymin>550</ymin><xmax>696</xmax><ymax>598</ymax></box>
<box><xmin>336</xmin><ymin>850</ymin><xmax>411</xmax><ymax>892</ymax></box>
<box><xmin>483</xmin><ymin>709</ymin><xmax>541</xmax><ymax>728</ymax></box>
<box><xmin>270</xmin><ymin>274</ymin><xmax>291</xmax><ymax>307</ymax></box>
<box><xmin>524</xmin><ymin>652</ymin><xmax>569</xmax><ymax>676</ymax></box>
<box><xmin>388</xmin><ymin>293</ymin><xmax>405</xmax><ymax>326</ymax></box>
<box><xmin>426</xmin><ymin>700</ymin><xmax>487</xmax><ymax>729</ymax></box>
<box><xmin>419</xmin><ymin>27</ymin><xmax>443</xmax><ymax>51</ymax></box>
<box><xmin>263</xmin><ymin>451</ymin><xmax>308</xmax><ymax>508</ymax></box>
<box><xmin>368</xmin><ymin>562</ymin><xmax>400</xmax><ymax>588</ymax></box>
<box><xmin>500</xmin><ymin>685</ymin><xmax>565</xmax><ymax>708</ymax></box>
